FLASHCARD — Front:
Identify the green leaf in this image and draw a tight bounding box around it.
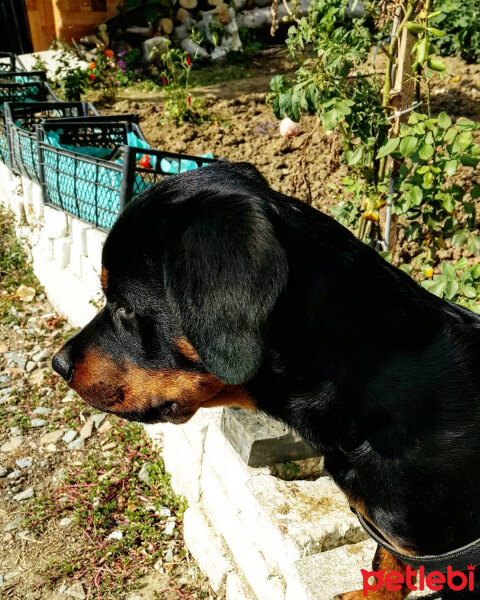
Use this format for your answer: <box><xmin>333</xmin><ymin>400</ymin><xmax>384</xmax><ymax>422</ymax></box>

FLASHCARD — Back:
<box><xmin>423</xmin><ymin>171</ymin><xmax>434</xmax><ymax>189</ymax></box>
<box><xmin>462</xmin><ymin>285</ymin><xmax>478</xmax><ymax>299</ymax></box>
<box><xmin>322</xmin><ymin>108</ymin><xmax>341</xmax><ymax>131</ymax></box>
<box><xmin>455</xmin><ymin>257</ymin><xmax>468</xmax><ymax>270</ymax></box>
<box><xmin>467</xmin><ymin>235</ymin><xmax>480</xmax><ymax>254</ymax></box>
<box><xmin>452</xmin><ymin>229</ymin><xmax>469</xmax><ymax>247</ymax></box>
<box><xmin>457</xmin><ymin>131</ymin><xmax>473</xmax><ymax>149</ymax></box>
<box><xmin>442</xmin><ymin>195</ymin><xmax>455</xmax><ymax>213</ymax></box>
<box><xmin>426</xmin><ymin>27</ymin><xmax>446</xmax><ymax>37</ymax></box>
<box><xmin>438</xmin><ymin>112</ymin><xmax>452</xmax><ymax>129</ymax></box>
<box><xmin>444</xmin><ymin>159</ymin><xmax>458</xmax><ymax>176</ymax></box>
<box><xmin>444</xmin><ymin>128</ymin><xmax>457</xmax><ymax>143</ymax></box>
<box><xmin>410</xmin><ymin>185</ymin><xmax>423</xmax><ymax>206</ymax></box>
<box><xmin>471</xmin><ymin>265</ymin><xmax>480</xmax><ymax>279</ymax></box>
<box><xmin>346</xmin><ymin>146</ymin><xmax>363</xmax><ymax>166</ymax></box>
<box><xmin>422</xmin><ymin>277</ymin><xmax>447</xmax><ymax>298</ymax></box>
<box><xmin>376</xmin><ymin>137</ymin><xmax>400</xmax><ymax>159</ymax></box>
<box><xmin>406</xmin><ymin>22</ymin><xmax>425</xmax><ymax>33</ymax></box>
<box><xmin>442</xmin><ymin>261</ymin><xmax>456</xmax><ymax>278</ymax></box>
<box><xmin>400</xmin><ymin>136</ymin><xmax>418</xmax><ymax>157</ymax></box>
<box><xmin>419</xmin><ymin>144</ymin><xmax>434</xmax><ymax>160</ymax></box>
<box><xmin>471</xmin><ymin>184</ymin><xmax>480</xmax><ymax>199</ymax></box>
<box><xmin>427</xmin><ymin>57</ymin><xmax>446</xmax><ymax>71</ymax></box>
<box><xmin>445</xmin><ymin>278</ymin><xmax>459</xmax><ymax>300</ymax></box>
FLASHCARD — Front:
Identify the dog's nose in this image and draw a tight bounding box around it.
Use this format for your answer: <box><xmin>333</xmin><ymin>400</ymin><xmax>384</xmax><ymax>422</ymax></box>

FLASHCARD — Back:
<box><xmin>52</xmin><ymin>349</ymin><xmax>75</xmax><ymax>383</ymax></box>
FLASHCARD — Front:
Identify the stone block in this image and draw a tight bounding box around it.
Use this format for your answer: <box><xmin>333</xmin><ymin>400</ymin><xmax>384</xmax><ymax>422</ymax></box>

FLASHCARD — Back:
<box><xmin>31</xmin><ymin>183</ymin><xmax>44</xmax><ymax>218</ymax></box>
<box><xmin>183</xmin><ymin>505</ymin><xmax>233</xmax><ymax>593</ymax></box>
<box><xmin>70</xmin><ymin>218</ymin><xmax>90</xmax><ymax>256</ymax></box>
<box><xmin>10</xmin><ymin>195</ymin><xmax>25</xmax><ymax>224</ymax></box>
<box><xmin>285</xmin><ymin>539</ymin><xmax>377</xmax><ymax>600</ymax></box>
<box><xmin>34</xmin><ymin>235</ymin><xmax>53</xmax><ymax>262</ymax></box>
<box><xmin>69</xmin><ymin>242</ymin><xmax>83</xmax><ymax>279</ymax></box>
<box><xmin>221</xmin><ymin>407</ymin><xmax>319</xmax><ymax>467</ymax></box>
<box><xmin>85</xmin><ymin>228</ymin><xmax>107</xmax><ymax>273</ymax></box>
<box><xmin>226</xmin><ymin>572</ymin><xmax>256</xmax><ymax>600</ymax></box>
<box><xmin>81</xmin><ymin>256</ymin><xmax>102</xmax><ymax>298</ymax></box>
<box><xmin>44</xmin><ymin>206</ymin><xmax>68</xmax><ymax>238</ymax></box>
<box><xmin>162</xmin><ymin>425</ymin><xmax>203</xmax><ymax>504</ymax></box>
<box><xmin>202</xmin><ymin>463</ymin><xmax>286</xmax><ymax>600</ymax></box>
<box><xmin>21</xmin><ymin>176</ymin><xmax>32</xmax><ymax>204</ymax></box>
<box><xmin>246</xmin><ymin>475</ymin><xmax>367</xmax><ymax>567</ymax></box>
<box><xmin>31</xmin><ymin>246</ymin><xmax>98</xmax><ymax>327</ymax></box>
<box><xmin>52</xmin><ymin>237</ymin><xmax>71</xmax><ymax>269</ymax></box>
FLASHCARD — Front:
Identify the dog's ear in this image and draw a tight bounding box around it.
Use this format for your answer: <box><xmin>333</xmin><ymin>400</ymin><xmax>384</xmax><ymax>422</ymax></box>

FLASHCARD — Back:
<box><xmin>165</xmin><ymin>194</ymin><xmax>288</xmax><ymax>385</ymax></box>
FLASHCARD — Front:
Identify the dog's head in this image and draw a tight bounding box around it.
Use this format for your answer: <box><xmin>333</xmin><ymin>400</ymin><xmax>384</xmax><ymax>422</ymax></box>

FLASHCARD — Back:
<box><xmin>52</xmin><ymin>163</ymin><xmax>288</xmax><ymax>424</ymax></box>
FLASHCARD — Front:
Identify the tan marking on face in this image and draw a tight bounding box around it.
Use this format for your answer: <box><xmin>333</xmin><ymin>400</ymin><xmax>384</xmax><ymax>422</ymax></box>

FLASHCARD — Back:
<box><xmin>174</xmin><ymin>337</ymin><xmax>201</xmax><ymax>363</ymax></box>
<box><xmin>70</xmin><ymin>348</ymin><xmax>256</xmax><ymax>419</ymax></box>
<box><xmin>100</xmin><ymin>267</ymin><xmax>108</xmax><ymax>293</ymax></box>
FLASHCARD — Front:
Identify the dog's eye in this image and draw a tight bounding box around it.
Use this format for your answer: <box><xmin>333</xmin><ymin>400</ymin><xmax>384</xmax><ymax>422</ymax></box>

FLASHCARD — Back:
<box><xmin>116</xmin><ymin>306</ymin><xmax>134</xmax><ymax>319</ymax></box>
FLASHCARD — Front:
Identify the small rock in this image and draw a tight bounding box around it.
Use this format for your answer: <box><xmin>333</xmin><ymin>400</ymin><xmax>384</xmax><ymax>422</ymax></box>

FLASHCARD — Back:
<box><xmin>16</xmin><ymin>285</ymin><xmax>36</xmax><ymax>302</ymax></box>
<box><xmin>98</xmin><ymin>420</ymin><xmax>113</xmax><ymax>435</ymax></box>
<box><xmin>59</xmin><ymin>517</ymin><xmax>72</xmax><ymax>527</ymax></box>
<box><xmin>164</xmin><ymin>521</ymin><xmax>176</xmax><ymax>536</ymax></box>
<box><xmin>138</xmin><ymin>463</ymin><xmax>151</xmax><ymax>484</ymax></box>
<box><xmin>4</xmin><ymin>352</ymin><xmax>27</xmax><ymax>370</ymax></box>
<box><xmin>79</xmin><ymin>418</ymin><xmax>94</xmax><ymax>440</ymax></box>
<box><xmin>92</xmin><ymin>413</ymin><xmax>107</xmax><ymax>429</ymax></box>
<box><xmin>31</xmin><ymin>349</ymin><xmax>49</xmax><ymax>363</ymax></box>
<box><xmin>4</xmin><ymin>517</ymin><xmax>23</xmax><ymax>532</ymax></box>
<box><xmin>3</xmin><ymin>533</ymin><xmax>13</xmax><ymax>543</ymax></box>
<box><xmin>62</xmin><ymin>430</ymin><xmax>77</xmax><ymax>444</ymax></box>
<box><xmin>13</xmin><ymin>487</ymin><xmax>35</xmax><ymax>501</ymax></box>
<box><xmin>40</xmin><ymin>430</ymin><xmax>64</xmax><ymax>445</ymax></box>
<box><xmin>128</xmin><ymin>596</ymin><xmax>142</xmax><ymax>600</ymax></box>
<box><xmin>10</xmin><ymin>426</ymin><xmax>22</xmax><ymax>436</ymax></box>
<box><xmin>46</xmin><ymin>443</ymin><xmax>57</xmax><ymax>452</ymax></box>
<box><xmin>1</xmin><ymin>436</ymin><xmax>24</xmax><ymax>453</ymax></box>
<box><xmin>4</xmin><ymin>571</ymin><xmax>20</xmax><ymax>581</ymax></box>
<box><xmin>30</xmin><ymin>418</ymin><xmax>47</xmax><ymax>428</ymax></box>
<box><xmin>107</xmin><ymin>530</ymin><xmax>123</xmax><ymax>540</ymax></box>
<box><xmin>158</xmin><ymin>507</ymin><xmax>172</xmax><ymax>517</ymax></box>
<box><xmin>16</xmin><ymin>456</ymin><xmax>33</xmax><ymax>469</ymax></box>
<box><xmin>0</xmin><ymin>386</ymin><xmax>14</xmax><ymax>396</ymax></box>
<box><xmin>101</xmin><ymin>442</ymin><xmax>116</xmax><ymax>451</ymax></box>
<box><xmin>62</xmin><ymin>389</ymin><xmax>77</xmax><ymax>403</ymax></box>
<box><xmin>68</xmin><ymin>438</ymin><xmax>85</xmax><ymax>451</ymax></box>
<box><xmin>29</xmin><ymin>370</ymin><xmax>46</xmax><ymax>386</ymax></box>
<box><xmin>164</xmin><ymin>547</ymin><xmax>174</xmax><ymax>562</ymax></box>
<box><xmin>58</xmin><ymin>584</ymin><xmax>67</xmax><ymax>594</ymax></box>
<box><xmin>33</xmin><ymin>406</ymin><xmax>53</xmax><ymax>416</ymax></box>
<box><xmin>65</xmin><ymin>582</ymin><xmax>86</xmax><ymax>599</ymax></box>
<box><xmin>0</xmin><ymin>574</ymin><xmax>3</xmax><ymax>586</ymax></box>
<box><xmin>7</xmin><ymin>469</ymin><xmax>22</xmax><ymax>480</ymax></box>
<box><xmin>0</xmin><ymin>465</ymin><xmax>7</xmax><ymax>477</ymax></box>
<box><xmin>25</xmin><ymin>361</ymin><xmax>36</xmax><ymax>373</ymax></box>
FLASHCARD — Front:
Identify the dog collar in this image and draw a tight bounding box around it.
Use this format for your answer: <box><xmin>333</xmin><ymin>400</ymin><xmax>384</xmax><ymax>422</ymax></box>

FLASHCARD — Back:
<box><xmin>351</xmin><ymin>507</ymin><xmax>480</xmax><ymax>573</ymax></box>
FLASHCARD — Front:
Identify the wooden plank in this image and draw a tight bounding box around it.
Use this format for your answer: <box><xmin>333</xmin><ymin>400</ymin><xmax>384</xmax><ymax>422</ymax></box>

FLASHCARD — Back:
<box><xmin>25</xmin><ymin>0</ymin><xmax>56</xmax><ymax>52</ymax></box>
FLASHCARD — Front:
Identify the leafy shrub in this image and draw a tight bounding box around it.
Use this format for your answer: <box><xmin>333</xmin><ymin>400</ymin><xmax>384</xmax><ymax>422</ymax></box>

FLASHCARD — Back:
<box><xmin>430</xmin><ymin>0</ymin><xmax>480</xmax><ymax>63</ymax></box>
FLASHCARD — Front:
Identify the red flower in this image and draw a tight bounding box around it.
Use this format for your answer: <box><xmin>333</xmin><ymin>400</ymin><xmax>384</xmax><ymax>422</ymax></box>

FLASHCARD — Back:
<box><xmin>139</xmin><ymin>155</ymin><xmax>151</xmax><ymax>169</ymax></box>
<box><xmin>105</xmin><ymin>49</ymin><xmax>114</xmax><ymax>58</ymax></box>
<box><xmin>187</xmin><ymin>96</ymin><xmax>191</xmax><ymax>105</ymax></box>
<box><xmin>161</xmin><ymin>76</ymin><xmax>167</xmax><ymax>85</ymax></box>
<box><xmin>186</xmin><ymin>55</ymin><xmax>192</xmax><ymax>66</ymax></box>
<box><xmin>89</xmin><ymin>73</ymin><xmax>96</xmax><ymax>81</ymax></box>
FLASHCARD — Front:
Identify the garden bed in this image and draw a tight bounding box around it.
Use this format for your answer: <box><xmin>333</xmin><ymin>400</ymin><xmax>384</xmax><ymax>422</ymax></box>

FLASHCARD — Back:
<box><xmin>100</xmin><ymin>54</ymin><xmax>480</xmax><ymax>268</ymax></box>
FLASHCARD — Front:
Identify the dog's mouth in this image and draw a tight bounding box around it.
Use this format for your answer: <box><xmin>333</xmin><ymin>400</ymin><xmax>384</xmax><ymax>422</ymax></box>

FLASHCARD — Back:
<box><xmin>73</xmin><ymin>383</ymin><xmax>196</xmax><ymax>425</ymax></box>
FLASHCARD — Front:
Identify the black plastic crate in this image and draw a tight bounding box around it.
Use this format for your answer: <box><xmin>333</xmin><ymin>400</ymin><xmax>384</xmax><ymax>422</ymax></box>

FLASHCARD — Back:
<box><xmin>0</xmin><ymin>52</ymin><xmax>25</xmax><ymax>73</ymax></box>
<box><xmin>0</xmin><ymin>74</ymin><xmax>57</xmax><ymax>166</ymax></box>
<box><xmin>5</xmin><ymin>101</ymin><xmax>98</xmax><ymax>182</ymax></box>
<box><xmin>37</xmin><ymin>121</ymin><xmax>217</xmax><ymax>230</ymax></box>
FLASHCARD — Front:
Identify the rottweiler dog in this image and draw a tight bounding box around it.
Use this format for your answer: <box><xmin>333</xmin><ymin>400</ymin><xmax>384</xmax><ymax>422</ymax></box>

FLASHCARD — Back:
<box><xmin>53</xmin><ymin>162</ymin><xmax>480</xmax><ymax>599</ymax></box>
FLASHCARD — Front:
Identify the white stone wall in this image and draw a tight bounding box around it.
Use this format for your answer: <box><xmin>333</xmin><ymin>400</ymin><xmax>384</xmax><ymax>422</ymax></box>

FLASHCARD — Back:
<box><xmin>0</xmin><ymin>163</ymin><xmax>387</xmax><ymax>600</ymax></box>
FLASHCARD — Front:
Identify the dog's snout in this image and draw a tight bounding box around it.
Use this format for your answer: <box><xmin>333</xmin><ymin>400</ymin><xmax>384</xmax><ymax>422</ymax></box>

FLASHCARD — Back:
<box><xmin>52</xmin><ymin>349</ymin><xmax>75</xmax><ymax>383</ymax></box>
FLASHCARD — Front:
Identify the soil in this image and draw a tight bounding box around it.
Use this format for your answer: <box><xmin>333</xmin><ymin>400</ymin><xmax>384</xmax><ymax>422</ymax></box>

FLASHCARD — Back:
<box><xmin>102</xmin><ymin>54</ymin><xmax>480</xmax><ymax>211</ymax></box>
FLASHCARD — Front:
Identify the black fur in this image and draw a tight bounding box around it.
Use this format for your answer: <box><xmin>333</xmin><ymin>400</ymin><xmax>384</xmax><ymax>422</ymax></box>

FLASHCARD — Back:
<box><xmin>54</xmin><ymin>161</ymin><xmax>480</xmax><ymax>570</ymax></box>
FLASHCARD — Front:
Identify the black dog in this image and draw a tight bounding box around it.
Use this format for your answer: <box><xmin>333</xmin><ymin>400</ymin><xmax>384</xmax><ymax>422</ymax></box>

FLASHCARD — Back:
<box><xmin>53</xmin><ymin>162</ymin><xmax>480</xmax><ymax>599</ymax></box>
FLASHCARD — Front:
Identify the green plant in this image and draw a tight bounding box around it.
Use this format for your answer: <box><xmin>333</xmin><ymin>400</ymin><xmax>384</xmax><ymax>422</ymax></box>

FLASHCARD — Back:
<box><xmin>50</xmin><ymin>42</ymin><xmax>89</xmax><ymax>101</ymax></box>
<box><xmin>158</xmin><ymin>43</ymin><xmax>205</xmax><ymax>124</ymax></box>
<box><xmin>420</xmin><ymin>258</ymin><xmax>480</xmax><ymax>313</ymax></box>
<box><xmin>378</xmin><ymin>111</ymin><xmax>480</xmax><ymax>262</ymax></box>
<box><xmin>268</xmin><ymin>0</ymin><xmax>479</xmax><ymax>264</ymax></box>
<box><xmin>430</xmin><ymin>0</ymin><xmax>480</xmax><ymax>63</ymax></box>
<box><xmin>88</xmin><ymin>49</ymin><xmax>122</xmax><ymax>103</ymax></box>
